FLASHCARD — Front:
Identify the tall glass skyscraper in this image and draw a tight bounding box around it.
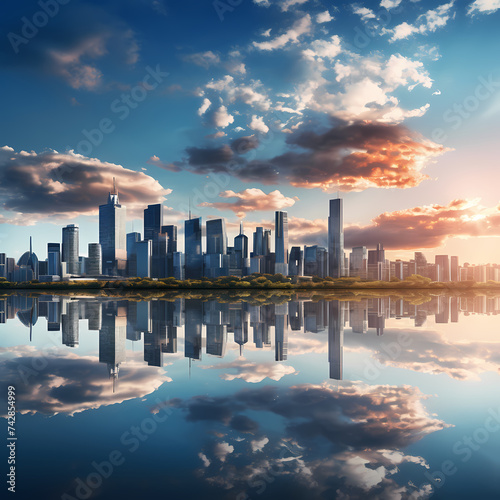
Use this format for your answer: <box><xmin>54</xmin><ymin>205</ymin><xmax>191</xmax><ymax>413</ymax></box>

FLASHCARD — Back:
<box><xmin>274</xmin><ymin>211</ymin><xmax>288</xmax><ymax>275</ymax></box>
<box><xmin>62</xmin><ymin>225</ymin><xmax>79</xmax><ymax>274</ymax></box>
<box><xmin>144</xmin><ymin>204</ymin><xmax>163</xmax><ymax>242</ymax></box>
<box><xmin>185</xmin><ymin>217</ymin><xmax>203</xmax><ymax>279</ymax></box>
<box><xmin>206</xmin><ymin>219</ymin><xmax>227</xmax><ymax>255</ymax></box>
<box><xmin>47</xmin><ymin>243</ymin><xmax>61</xmax><ymax>276</ymax></box>
<box><xmin>328</xmin><ymin>199</ymin><xmax>344</xmax><ymax>278</ymax></box>
<box><xmin>99</xmin><ymin>189</ymin><xmax>127</xmax><ymax>276</ymax></box>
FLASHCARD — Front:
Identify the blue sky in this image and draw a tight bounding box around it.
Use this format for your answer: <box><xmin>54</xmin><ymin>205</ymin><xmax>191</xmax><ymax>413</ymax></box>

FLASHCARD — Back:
<box><xmin>1</xmin><ymin>0</ymin><xmax>500</xmax><ymax>263</ymax></box>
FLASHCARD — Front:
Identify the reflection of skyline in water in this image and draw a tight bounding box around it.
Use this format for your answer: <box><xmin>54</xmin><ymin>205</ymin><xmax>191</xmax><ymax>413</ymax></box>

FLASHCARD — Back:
<box><xmin>2</xmin><ymin>294</ymin><xmax>500</xmax><ymax>499</ymax></box>
<box><xmin>2</xmin><ymin>294</ymin><xmax>500</xmax><ymax>386</ymax></box>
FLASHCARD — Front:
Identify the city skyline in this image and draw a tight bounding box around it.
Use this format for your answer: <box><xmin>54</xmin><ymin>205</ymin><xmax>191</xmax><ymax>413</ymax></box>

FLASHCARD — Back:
<box><xmin>1</xmin><ymin>1</ymin><xmax>500</xmax><ymax>266</ymax></box>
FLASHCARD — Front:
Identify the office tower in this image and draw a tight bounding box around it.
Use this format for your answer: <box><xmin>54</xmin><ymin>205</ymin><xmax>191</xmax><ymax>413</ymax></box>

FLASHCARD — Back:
<box><xmin>349</xmin><ymin>246</ymin><xmax>367</xmax><ymax>279</ymax></box>
<box><xmin>274</xmin><ymin>211</ymin><xmax>288</xmax><ymax>275</ymax></box>
<box><xmin>251</xmin><ymin>227</ymin><xmax>271</xmax><ymax>274</ymax></box>
<box><xmin>328</xmin><ymin>300</ymin><xmax>344</xmax><ymax>380</ymax></box>
<box><xmin>435</xmin><ymin>255</ymin><xmax>450</xmax><ymax>282</ymax></box>
<box><xmin>289</xmin><ymin>247</ymin><xmax>303</xmax><ymax>276</ymax></box>
<box><xmin>0</xmin><ymin>253</ymin><xmax>5</xmax><ymax>278</ymax></box>
<box><xmin>234</xmin><ymin>222</ymin><xmax>249</xmax><ymax>275</ymax></box>
<box><xmin>172</xmin><ymin>252</ymin><xmax>185</xmax><ymax>280</ymax></box>
<box><xmin>47</xmin><ymin>243</ymin><xmax>61</xmax><ymax>276</ymax></box>
<box><xmin>328</xmin><ymin>199</ymin><xmax>344</xmax><ymax>278</ymax></box>
<box><xmin>99</xmin><ymin>182</ymin><xmax>127</xmax><ymax>276</ymax></box>
<box><xmin>162</xmin><ymin>225</ymin><xmax>178</xmax><ymax>277</ymax></box>
<box><xmin>87</xmin><ymin>243</ymin><xmax>102</xmax><ymax>276</ymax></box>
<box><xmin>136</xmin><ymin>240</ymin><xmax>152</xmax><ymax>278</ymax></box>
<box><xmin>206</xmin><ymin>218</ymin><xmax>228</xmax><ymax>255</ymax></box>
<box><xmin>450</xmin><ymin>256</ymin><xmax>459</xmax><ymax>282</ymax></box>
<box><xmin>152</xmin><ymin>231</ymin><xmax>168</xmax><ymax>278</ymax></box>
<box><xmin>162</xmin><ymin>225</ymin><xmax>178</xmax><ymax>254</ymax></box>
<box><xmin>414</xmin><ymin>252</ymin><xmax>428</xmax><ymax>277</ymax></box>
<box><xmin>205</xmin><ymin>219</ymin><xmax>229</xmax><ymax>278</ymax></box>
<box><xmin>368</xmin><ymin>244</ymin><xmax>385</xmax><ymax>280</ymax></box>
<box><xmin>304</xmin><ymin>245</ymin><xmax>328</xmax><ymax>278</ymax></box>
<box><xmin>185</xmin><ymin>217</ymin><xmax>203</xmax><ymax>279</ymax></box>
<box><xmin>62</xmin><ymin>225</ymin><xmax>79</xmax><ymax>275</ymax></box>
<box><xmin>144</xmin><ymin>204</ymin><xmax>163</xmax><ymax>242</ymax></box>
<box><xmin>126</xmin><ymin>232</ymin><xmax>141</xmax><ymax>276</ymax></box>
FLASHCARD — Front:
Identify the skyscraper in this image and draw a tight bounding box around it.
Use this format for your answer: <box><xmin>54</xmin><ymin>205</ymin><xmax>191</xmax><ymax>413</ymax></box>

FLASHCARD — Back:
<box><xmin>185</xmin><ymin>217</ymin><xmax>203</xmax><ymax>279</ymax></box>
<box><xmin>234</xmin><ymin>222</ymin><xmax>248</xmax><ymax>274</ymax></box>
<box><xmin>328</xmin><ymin>199</ymin><xmax>343</xmax><ymax>278</ymax></box>
<box><xmin>274</xmin><ymin>211</ymin><xmax>288</xmax><ymax>275</ymax></box>
<box><xmin>62</xmin><ymin>225</ymin><xmax>79</xmax><ymax>275</ymax></box>
<box><xmin>47</xmin><ymin>243</ymin><xmax>61</xmax><ymax>276</ymax></box>
<box><xmin>87</xmin><ymin>243</ymin><xmax>102</xmax><ymax>276</ymax></box>
<box><xmin>99</xmin><ymin>182</ymin><xmax>127</xmax><ymax>276</ymax></box>
<box><xmin>162</xmin><ymin>225</ymin><xmax>178</xmax><ymax>277</ymax></box>
<box><xmin>206</xmin><ymin>219</ymin><xmax>227</xmax><ymax>255</ymax></box>
<box><xmin>144</xmin><ymin>204</ymin><xmax>163</xmax><ymax>242</ymax></box>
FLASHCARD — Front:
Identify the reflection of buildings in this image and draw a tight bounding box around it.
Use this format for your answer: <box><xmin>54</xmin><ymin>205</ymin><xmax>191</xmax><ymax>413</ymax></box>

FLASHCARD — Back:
<box><xmin>6</xmin><ymin>293</ymin><xmax>500</xmax><ymax>386</ymax></box>
<box><xmin>328</xmin><ymin>301</ymin><xmax>344</xmax><ymax>380</ymax></box>
<box><xmin>99</xmin><ymin>301</ymin><xmax>127</xmax><ymax>391</ymax></box>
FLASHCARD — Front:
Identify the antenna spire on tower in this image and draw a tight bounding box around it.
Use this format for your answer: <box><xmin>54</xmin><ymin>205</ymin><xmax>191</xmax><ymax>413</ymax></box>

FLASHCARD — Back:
<box><xmin>113</xmin><ymin>177</ymin><xmax>116</xmax><ymax>195</ymax></box>
<box><xmin>189</xmin><ymin>197</ymin><xmax>192</xmax><ymax>220</ymax></box>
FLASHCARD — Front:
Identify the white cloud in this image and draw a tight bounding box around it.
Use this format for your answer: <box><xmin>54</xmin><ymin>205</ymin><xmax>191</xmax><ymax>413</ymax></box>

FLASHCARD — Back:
<box><xmin>468</xmin><ymin>0</ymin><xmax>500</xmax><ymax>15</ymax></box>
<box><xmin>380</xmin><ymin>0</ymin><xmax>403</xmax><ymax>8</ymax></box>
<box><xmin>279</xmin><ymin>0</ymin><xmax>309</xmax><ymax>11</ymax></box>
<box><xmin>302</xmin><ymin>35</ymin><xmax>342</xmax><ymax>61</ymax></box>
<box><xmin>212</xmin><ymin>105</ymin><xmax>235</xmax><ymax>128</ymax></box>
<box><xmin>250</xmin><ymin>437</ymin><xmax>269</xmax><ymax>453</ymax></box>
<box><xmin>353</xmin><ymin>6</ymin><xmax>377</xmax><ymax>20</ymax></box>
<box><xmin>198</xmin><ymin>97</ymin><xmax>212</xmax><ymax>116</ymax></box>
<box><xmin>198</xmin><ymin>452</ymin><xmax>211</xmax><ymax>467</ymax></box>
<box><xmin>249</xmin><ymin>115</ymin><xmax>269</xmax><ymax>133</ymax></box>
<box><xmin>183</xmin><ymin>51</ymin><xmax>221</xmax><ymax>69</ymax></box>
<box><xmin>214</xmin><ymin>442</ymin><xmax>234</xmax><ymax>462</ymax></box>
<box><xmin>388</xmin><ymin>2</ymin><xmax>455</xmax><ymax>42</ymax></box>
<box><xmin>316</xmin><ymin>10</ymin><xmax>334</xmax><ymax>23</ymax></box>
<box><xmin>253</xmin><ymin>14</ymin><xmax>312</xmax><ymax>51</ymax></box>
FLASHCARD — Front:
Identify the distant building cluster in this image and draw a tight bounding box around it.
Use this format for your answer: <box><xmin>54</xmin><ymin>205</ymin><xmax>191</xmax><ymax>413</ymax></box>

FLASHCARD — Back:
<box><xmin>1</xmin><ymin>186</ymin><xmax>499</xmax><ymax>282</ymax></box>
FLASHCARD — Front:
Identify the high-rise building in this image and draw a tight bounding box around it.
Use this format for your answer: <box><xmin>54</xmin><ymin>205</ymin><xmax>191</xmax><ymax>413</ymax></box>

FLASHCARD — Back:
<box><xmin>328</xmin><ymin>199</ymin><xmax>344</xmax><ymax>278</ymax></box>
<box><xmin>136</xmin><ymin>240</ymin><xmax>152</xmax><ymax>278</ymax></box>
<box><xmin>162</xmin><ymin>225</ymin><xmax>178</xmax><ymax>277</ymax></box>
<box><xmin>0</xmin><ymin>253</ymin><xmax>5</xmax><ymax>278</ymax></box>
<box><xmin>274</xmin><ymin>211</ymin><xmax>288</xmax><ymax>275</ymax></box>
<box><xmin>162</xmin><ymin>225</ymin><xmax>178</xmax><ymax>254</ymax></box>
<box><xmin>47</xmin><ymin>243</ymin><xmax>61</xmax><ymax>276</ymax></box>
<box><xmin>206</xmin><ymin>219</ymin><xmax>227</xmax><ymax>255</ymax></box>
<box><xmin>349</xmin><ymin>246</ymin><xmax>367</xmax><ymax>279</ymax></box>
<box><xmin>304</xmin><ymin>245</ymin><xmax>328</xmax><ymax>278</ymax></box>
<box><xmin>450</xmin><ymin>256</ymin><xmax>459</xmax><ymax>282</ymax></box>
<box><xmin>368</xmin><ymin>244</ymin><xmax>385</xmax><ymax>280</ymax></box>
<box><xmin>87</xmin><ymin>243</ymin><xmax>102</xmax><ymax>276</ymax></box>
<box><xmin>435</xmin><ymin>255</ymin><xmax>450</xmax><ymax>282</ymax></box>
<box><xmin>185</xmin><ymin>217</ymin><xmax>203</xmax><ymax>279</ymax></box>
<box><xmin>234</xmin><ymin>222</ymin><xmax>249</xmax><ymax>275</ymax></box>
<box><xmin>99</xmin><ymin>184</ymin><xmax>127</xmax><ymax>276</ymax></box>
<box><xmin>144</xmin><ymin>204</ymin><xmax>163</xmax><ymax>242</ymax></box>
<box><xmin>62</xmin><ymin>225</ymin><xmax>79</xmax><ymax>275</ymax></box>
<box><xmin>289</xmin><ymin>247</ymin><xmax>303</xmax><ymax>276</ymax></box>
<box><xmin>126</xmin><ymin>232</ymin><xmax>141</xmax><ymax>277</ymax></box>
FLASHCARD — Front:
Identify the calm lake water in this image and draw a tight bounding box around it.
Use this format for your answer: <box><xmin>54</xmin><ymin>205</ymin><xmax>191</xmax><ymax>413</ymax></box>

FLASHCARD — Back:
<box><xmin>1</xmin><ymin>291</ymin><xmax>500</xmax><ymax>500</ymax></box>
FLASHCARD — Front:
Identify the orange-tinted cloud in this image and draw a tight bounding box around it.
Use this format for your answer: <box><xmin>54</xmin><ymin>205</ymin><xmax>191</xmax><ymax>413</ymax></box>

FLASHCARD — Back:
<box><xmin>167</xmin><ymin>122</ymin><xmax>449</xmax><ymax>192</ymax></box>
<box><xmin>200</xmin><ymin>188</ymin><xmax>298</xmax><ymax>217</ymax></box>
<box><xmin>345</xmin><ymin>198</ymin><xmax>500</xmax><ymax>249</ymax></box>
